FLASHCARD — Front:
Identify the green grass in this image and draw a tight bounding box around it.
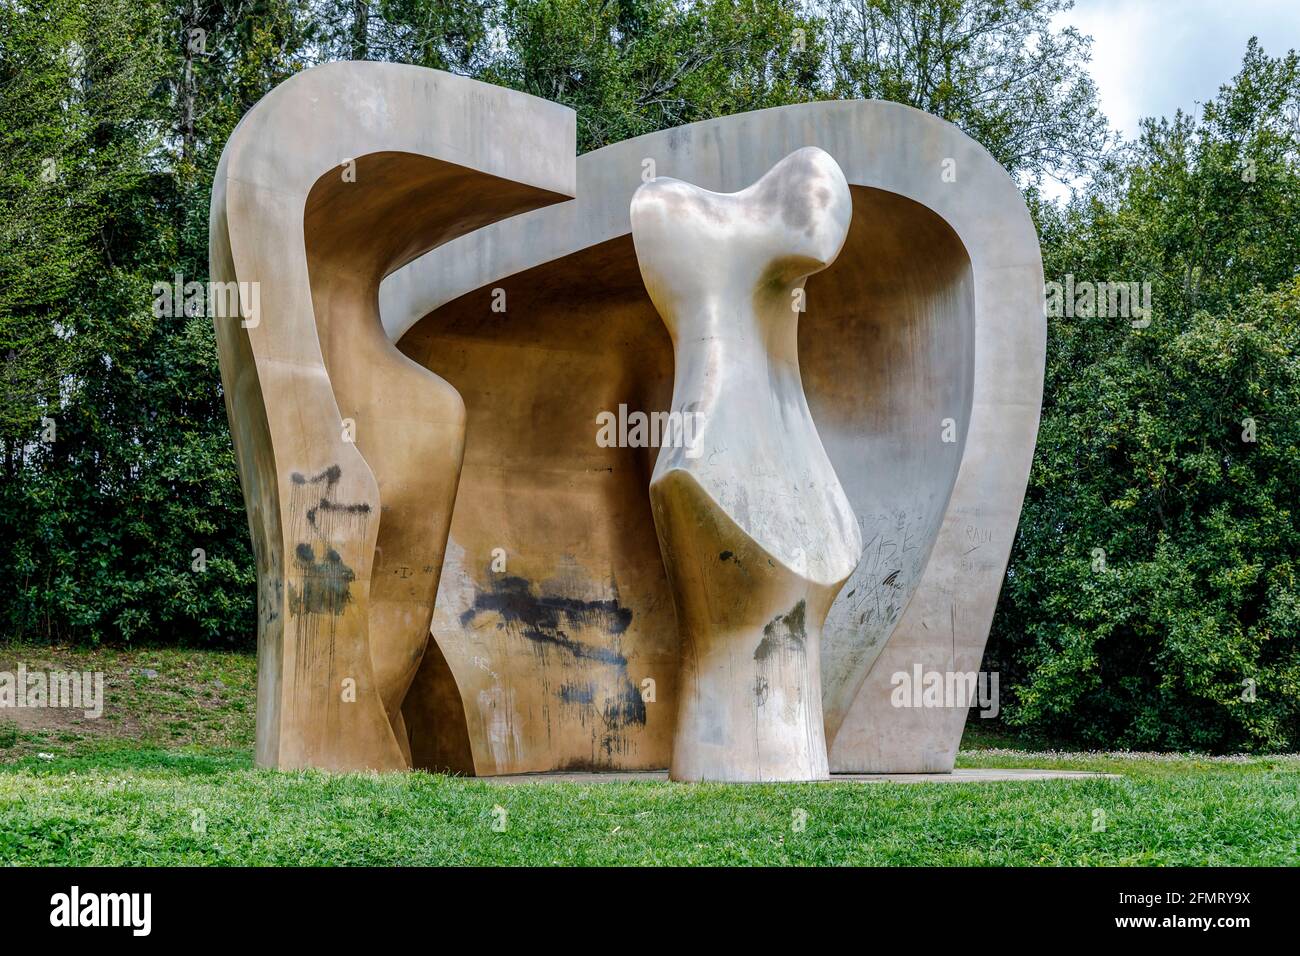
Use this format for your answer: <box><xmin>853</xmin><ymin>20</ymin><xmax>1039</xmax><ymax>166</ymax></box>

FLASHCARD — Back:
<box><xmin>1</xmin><ymin>644</ymin><xmax>1297</xmax><ymax>865</ymax></box>
<box><xmin>2</xmin><ymin>745</ymin><xmax>1296</xmax><ymax>865</ymax></box>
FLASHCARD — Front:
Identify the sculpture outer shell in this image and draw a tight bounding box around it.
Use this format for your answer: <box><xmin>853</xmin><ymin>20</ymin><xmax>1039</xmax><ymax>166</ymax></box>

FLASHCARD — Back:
<box><xmin>210</xmin><ymin>62</ymin><xmax>575</xmax><ymax>770</ymax></box>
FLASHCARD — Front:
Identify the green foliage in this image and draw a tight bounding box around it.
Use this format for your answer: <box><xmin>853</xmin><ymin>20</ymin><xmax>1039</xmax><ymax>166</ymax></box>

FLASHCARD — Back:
<box><xmin>0</xmin><ymin>0</ymin><xmax>310</xmax><ymax>645</ymax></box>
<box><xmin>991</xmin><ymin>40</ymin><xmax>1300</xmax><ymax>751</ymax></box>
<box><xmin>482</xmin><ymin>0</ymin><xmax>824</xmax><ymax>151</ymax></box>
<box><xmin>1</xmin><ymin>0</ymin><xmax>162</xmax><ymax>440</ymax></box>
<box><xmin>823</xmin><ymin>0</ymin><xmax>1112</xmax><ymax>183</ymax></box>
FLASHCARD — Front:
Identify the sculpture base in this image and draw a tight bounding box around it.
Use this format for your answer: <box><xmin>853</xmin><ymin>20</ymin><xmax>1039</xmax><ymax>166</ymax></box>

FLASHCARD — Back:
<box><xmin>670</xmin><ymin>620</ymin><xmax>831</xmax><ymax>783</ymax></box>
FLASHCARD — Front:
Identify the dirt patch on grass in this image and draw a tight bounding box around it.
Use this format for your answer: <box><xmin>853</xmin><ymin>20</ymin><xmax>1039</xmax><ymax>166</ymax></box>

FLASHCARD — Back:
<box><xmin>0</xmin><ymin>644</ymin><xmax>256</xmax><ymax>761</ymax></box>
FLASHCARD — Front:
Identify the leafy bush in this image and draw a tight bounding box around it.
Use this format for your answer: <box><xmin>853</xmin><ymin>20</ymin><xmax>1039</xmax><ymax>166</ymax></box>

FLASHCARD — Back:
<box><xmin>991</xmin><ymin>42</ymin><xmax>1300</xmax><ymax>751</ymax></box>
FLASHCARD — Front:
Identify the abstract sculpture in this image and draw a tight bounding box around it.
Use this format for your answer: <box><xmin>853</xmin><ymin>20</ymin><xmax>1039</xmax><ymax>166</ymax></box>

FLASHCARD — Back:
<box><xmin>632</xmin><ymin>148</ymin><xmax>863</xmax><ymax>780</ymax></box>
<box><xmin>211</xmin><ymin>62</ymin><xmax>1045</xmax><ymax>779</ymax></box>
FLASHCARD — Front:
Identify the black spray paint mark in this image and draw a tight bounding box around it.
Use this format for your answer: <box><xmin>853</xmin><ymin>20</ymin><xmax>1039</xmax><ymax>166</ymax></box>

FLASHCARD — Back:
<box><xmin>753</xmin><ymin>600</ymin><xmax>812</xmax><ymax>721</ymax></box>
<box><xmin>285</xmin><ymin>463</ymin><xmax>372</xmax><ymax>702</ymax></box>
<box><xmin>460</xmin><ymin>576</ymin><xmax>632</xmax><ymax>661</ymax></box>
<box><xmin>461</xmin><ymin>576</ymin><xmax>646</xmax><ymax>737</ymax></box>
<box><xmin>288</xmin><ymin>543</ymin><xmax>355</xmax><ymax>616</ymax></box>
<box><xmin>602</xmin><ymin>682</ymin><xmax>648</xmax><ymax>730</ymax></box>
<box><xmin>558</xmin><ymin>682</ymin><xmax>596</xmax><ymax>706</ymax></box>
<box><xmin>754</xmin><ymin>599</ymin><xmax>807</xmax><ymax>661</ymax></box>
<box><xmin>290</xmin><ymin>465</ymin><xmax>372</xmax><ymax>530</ymax></box>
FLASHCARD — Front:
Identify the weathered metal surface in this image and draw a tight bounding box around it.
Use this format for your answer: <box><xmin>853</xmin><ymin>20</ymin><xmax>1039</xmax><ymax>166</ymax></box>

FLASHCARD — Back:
<box><xmin>210</xmin><ymin>63</ymin><xmax>575</xmax><ymax>770</ymax></box>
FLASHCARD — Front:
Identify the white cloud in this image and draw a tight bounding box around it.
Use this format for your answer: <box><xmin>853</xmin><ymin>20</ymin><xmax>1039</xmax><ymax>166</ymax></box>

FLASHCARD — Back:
<box><xmin>1055</xmin><ymin>0</ymin><xmax>1300</xmax><ymax>141</ymax></box>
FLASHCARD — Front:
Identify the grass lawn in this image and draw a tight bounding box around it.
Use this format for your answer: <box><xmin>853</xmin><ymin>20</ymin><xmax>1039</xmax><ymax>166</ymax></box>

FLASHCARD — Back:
<box><xmin>1</xmin><ymin>644</ymin><xmax>1297</xmax><ymax>866</ymax></box>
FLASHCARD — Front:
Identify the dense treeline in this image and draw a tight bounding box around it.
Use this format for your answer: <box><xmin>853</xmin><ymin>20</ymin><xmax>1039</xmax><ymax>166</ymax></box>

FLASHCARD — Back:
<box><xmin>1</xmin><ymin>0</ymin><xmax>1296</xmax><ymax>751</ymax></box>
<box><xmin>993</xmin><ymin>40</ymin><xmax>1300</xmax><ymax>751</ymax></box>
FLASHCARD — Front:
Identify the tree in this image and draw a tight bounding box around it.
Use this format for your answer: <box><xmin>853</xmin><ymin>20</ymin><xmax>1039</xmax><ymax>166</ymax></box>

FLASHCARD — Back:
<box><xmin>990</xmin><ymin>40</ymin><xmax>1300</xmax><ymax>750</ymax></box>
<box><xmin>0</xmin><ymin>0</ymin><xmax>314</xmax><ymax>644</ymax></box>
<box><xmin>822</xmin><ymin>0</ymin><xmax>1112</xmax><ymax>184</ymax></box>
<box><xmin>483</xmin><ymin>0</ymin><xmax>824</xmax><ymax>151</ymax></box>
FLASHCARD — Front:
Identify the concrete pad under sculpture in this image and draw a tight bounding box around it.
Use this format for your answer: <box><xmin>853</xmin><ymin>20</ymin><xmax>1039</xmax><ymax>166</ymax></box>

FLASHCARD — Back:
<box><xmin>214</xmin><ymin>61</ymin><xmax>1044</xmax><ymax>776</ymax></box>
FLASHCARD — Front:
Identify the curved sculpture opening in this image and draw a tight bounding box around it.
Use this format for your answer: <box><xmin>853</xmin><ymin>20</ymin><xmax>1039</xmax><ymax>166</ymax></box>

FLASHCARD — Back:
<box><xmin>300</xmin><ymin>150</ymin><xmax>574</xmax><ymax>766</ymax></box>
<box><xmin>808</xmin><ymin>186</ymin><xmax>975</xmax><ymax>743</ymax></box>
<box><xmin>396</xmin><ymin>184</ymin><xmax>975</xmax><ymax>775</ymax></box>
<box><xmin>209</xmin><ymin>62</ymin><xmax>600</xmax><ymax>772</ymax></box>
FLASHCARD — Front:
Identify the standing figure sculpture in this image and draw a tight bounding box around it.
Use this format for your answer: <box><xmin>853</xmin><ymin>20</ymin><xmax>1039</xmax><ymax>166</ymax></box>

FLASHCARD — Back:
<box><xmin>632</xmin><ymin>148</ymin><xmax>864</xmax><ymax>781</ymax></box>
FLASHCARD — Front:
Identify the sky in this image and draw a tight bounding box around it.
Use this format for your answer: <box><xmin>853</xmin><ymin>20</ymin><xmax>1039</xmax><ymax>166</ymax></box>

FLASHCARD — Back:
<box><xmin>1054</xmin><ymin>0</ymin><xmax>1300</xmax><ymax>142</ymax></box>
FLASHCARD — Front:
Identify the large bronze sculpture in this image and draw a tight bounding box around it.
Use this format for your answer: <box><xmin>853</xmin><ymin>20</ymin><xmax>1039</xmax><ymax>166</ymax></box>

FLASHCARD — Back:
<box><xmin>210</xmin><ymin>62</ymin><xmax>1044</xmax><ymax>780</ymax></box>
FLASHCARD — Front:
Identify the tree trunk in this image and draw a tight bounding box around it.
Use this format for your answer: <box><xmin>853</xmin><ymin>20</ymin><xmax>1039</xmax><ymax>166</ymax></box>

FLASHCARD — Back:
<box><xmin>351</xmin><ymin>1</ymin><xmax>369</xmax><ymax>60</ymax></box>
